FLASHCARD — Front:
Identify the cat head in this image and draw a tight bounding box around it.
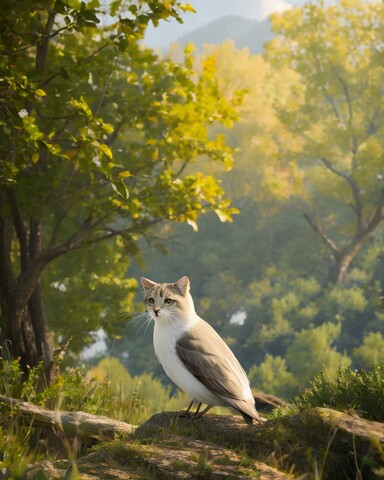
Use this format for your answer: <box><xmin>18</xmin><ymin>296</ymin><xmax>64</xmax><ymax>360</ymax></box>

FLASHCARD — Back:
<box><xmin>140</xmin><ymin>276</ymin><xmax>195</xmax><ymax>322</ymax></box>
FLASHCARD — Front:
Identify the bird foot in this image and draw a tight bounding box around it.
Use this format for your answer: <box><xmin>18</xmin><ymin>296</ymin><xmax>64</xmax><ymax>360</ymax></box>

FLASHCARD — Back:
<box><xmin>178</xmin><ymin>409</ymin><xmax>193</xmax><ymax>418</ymax></box>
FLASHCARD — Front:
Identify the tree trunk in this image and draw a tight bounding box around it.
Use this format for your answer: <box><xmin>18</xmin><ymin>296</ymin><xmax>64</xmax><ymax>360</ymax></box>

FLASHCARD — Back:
<box><xmin>0</xmin><ymin>254</ymin><xmax>53</xmax><ymax>381</ymax></box>
<box><xmin>305</xmin><ymin>205</ymin><xmax>384</xmax><ymax>286</ymax></box>
<box><xmin>330</xmin><ymin>244</ymin><xmax>365</xmax><ymax>285</ymax></box>
<box><xmin>0</xmin><ymin>394</ymin><xmax>135</xmax><ymax>439</ymax></box>
<box><xmin>0</xmin><ymin>184</ymin><xmax>96</xmax><ymax>380</ymax></box>
<box><xmin>0</xmin><ymin>191</ymin><xmax>54</xmax><ymax>381</ymax></box>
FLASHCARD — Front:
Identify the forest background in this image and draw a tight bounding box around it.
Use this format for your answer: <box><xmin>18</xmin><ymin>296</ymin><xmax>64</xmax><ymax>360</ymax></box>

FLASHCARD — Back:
<box><xmin>1</xmin><ymin>0</ymin><xmax>383</xmax><ymax>411</ymax></box>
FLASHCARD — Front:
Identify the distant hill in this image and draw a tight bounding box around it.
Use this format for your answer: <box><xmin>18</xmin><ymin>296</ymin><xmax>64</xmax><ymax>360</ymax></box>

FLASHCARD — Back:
<box><xmin>174</xmin><ymin>15</ymin><xmax>274</xmax><ymax>54</ymax></box>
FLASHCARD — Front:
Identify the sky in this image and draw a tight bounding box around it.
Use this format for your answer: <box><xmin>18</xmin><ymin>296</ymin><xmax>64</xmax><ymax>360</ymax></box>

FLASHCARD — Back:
<box><xmin>144</xmin><ymin>0</ymin><xmax>330</xmax><ymax>47</ymax></box>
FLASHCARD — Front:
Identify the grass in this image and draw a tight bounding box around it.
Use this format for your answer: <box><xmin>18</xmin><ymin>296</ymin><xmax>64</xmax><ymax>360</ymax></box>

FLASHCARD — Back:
<box><xmin>1</xmin><ymin>358</ymin><xmax>384</xmax><ymax>478</ymax></box>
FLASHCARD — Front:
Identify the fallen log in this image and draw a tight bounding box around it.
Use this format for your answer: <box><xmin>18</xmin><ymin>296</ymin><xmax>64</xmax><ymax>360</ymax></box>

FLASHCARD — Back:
<box><xmin>0</xmin><ymin>394</ymin><xmax>134</xmax><ymax>440</ymax></box>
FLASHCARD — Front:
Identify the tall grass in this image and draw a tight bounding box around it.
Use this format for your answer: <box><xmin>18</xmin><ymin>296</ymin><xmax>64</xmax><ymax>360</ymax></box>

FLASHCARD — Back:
<box><xmin>0</xmin><ymin>356</ymin><xmax>187</xmax><ymax>476</ymax></box>
<box><xmin>294</xmin><ymin>361</ymin><xmax>384</xmax><ymax>421</ymax></box>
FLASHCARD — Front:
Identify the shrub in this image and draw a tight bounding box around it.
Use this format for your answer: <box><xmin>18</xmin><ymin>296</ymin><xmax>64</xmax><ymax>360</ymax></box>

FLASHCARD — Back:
<box><xmin>294</xmin><ymin>361</ymin><xmax>384</xmax><ymax>421</ymax></box>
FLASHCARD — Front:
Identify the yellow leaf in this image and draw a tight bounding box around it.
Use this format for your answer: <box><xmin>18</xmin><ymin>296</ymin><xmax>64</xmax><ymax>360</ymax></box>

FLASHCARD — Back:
<box><xmin>179</xmin><ymin>4</ymin><xmax>196</xmax><ymax>13</ymax></box>
<box><xmin>118</xmin><ymin>170</ymin><xmax>132</xmax><ymax>178</ymax></box>
<box><xmin>101</xmin><ymin>122</ymin><xmax>114</xmax><ymax>134</ymax></box>
<box><xmin>35</xmin><ymin>88</ymin><xmax>46</xmax><ymax>97</ymax></box>
<box><xmin>99</xmin><ymin>143</ymin><xmax>113</xmax><ymax>159</ymax></box>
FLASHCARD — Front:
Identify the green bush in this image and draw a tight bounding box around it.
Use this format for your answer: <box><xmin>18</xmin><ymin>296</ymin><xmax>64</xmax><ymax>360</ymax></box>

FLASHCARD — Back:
<box><xmin>294</xmin><ymin>362</ymin><xmax>384</xmax><ymax>421</ymax></box>
<box><xmin>0</xmin><ymin>356</ymin><xmax>187</xmax><ymax>474</ymax></box>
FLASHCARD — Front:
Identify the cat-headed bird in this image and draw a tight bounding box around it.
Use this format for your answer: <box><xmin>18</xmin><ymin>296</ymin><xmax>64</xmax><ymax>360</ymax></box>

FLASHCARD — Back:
<box><xmin>141</xmin><ymin>275</ymin><xmax>262</xmax><ymax>425</ymax></box>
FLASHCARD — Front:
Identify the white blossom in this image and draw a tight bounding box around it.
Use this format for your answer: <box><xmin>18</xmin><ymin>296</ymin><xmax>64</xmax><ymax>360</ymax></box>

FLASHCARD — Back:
<box><xmin>18</xmin><ymin>109</ymin><xmax>28</xmax><ymax>118</ymax></box>
<box><xmin>92</xmin><ymin>156</ymin><xmax>101</xmax><ymax>167</ymax></box>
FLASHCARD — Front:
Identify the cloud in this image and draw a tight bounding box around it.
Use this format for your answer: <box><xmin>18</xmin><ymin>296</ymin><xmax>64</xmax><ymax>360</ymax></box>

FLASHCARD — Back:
<box><xmin>258</xmin><ymin>0</ymin><xmax>292</xmax><ymax>19</ymax></box>
<box><xmin>144</xmin><ymin>0</ymin><xmax>294</xmax><ymax>48</ymax></box>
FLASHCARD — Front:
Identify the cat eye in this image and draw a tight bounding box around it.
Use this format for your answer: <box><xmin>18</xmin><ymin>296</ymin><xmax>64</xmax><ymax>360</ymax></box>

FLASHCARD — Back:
<box><xmin>164</xmin><ymin>298</ymin><xmax>173</xmax><ymax>305</ymax></box>
<box><xmin>147</xmin><ymin>298</ymin><xmax>155</xmax><ymax>305</ymax></box>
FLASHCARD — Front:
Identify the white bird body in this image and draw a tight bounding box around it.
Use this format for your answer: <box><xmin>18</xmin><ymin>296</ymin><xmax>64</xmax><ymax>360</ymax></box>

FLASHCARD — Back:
<box><xmin>154</xmin><ymin>313</ymin><xmax>233</xmax><ymax>407</ymax></box>
<box><xmin>141</xmin><ymin>276</ymin><xmax>261</xmax><ymax>424</ymax></box>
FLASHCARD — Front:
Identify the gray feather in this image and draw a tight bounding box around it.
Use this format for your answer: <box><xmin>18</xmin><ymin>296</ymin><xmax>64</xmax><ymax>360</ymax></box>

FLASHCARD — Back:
<box><xmin>176</xmin><ymin>318</ymin><xmax>260</xmax><ymax>422</ymax></box>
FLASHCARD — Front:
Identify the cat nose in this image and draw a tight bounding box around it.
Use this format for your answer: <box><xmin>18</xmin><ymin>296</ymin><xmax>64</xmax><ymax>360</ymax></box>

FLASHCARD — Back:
<box><xmin>153</xmin><ymin>307</ymin><xmax>160</xmax><ymax>316</ymax></box>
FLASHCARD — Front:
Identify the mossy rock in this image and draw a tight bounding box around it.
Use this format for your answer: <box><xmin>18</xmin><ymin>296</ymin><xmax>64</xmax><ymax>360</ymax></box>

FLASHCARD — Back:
<box><xmin>23</xmin><ymin>435</ymin><xmax>289</xmax><ymax>479</ymax></box>
<box><xmin>136</xmin><ymin>408</ymin><xmax>384</xmax><ymax>478</ymax></box>
<box><xmin>22</xmin><ymin>408</ymin><xmax>384</xmax><ymax>479</ymax></box>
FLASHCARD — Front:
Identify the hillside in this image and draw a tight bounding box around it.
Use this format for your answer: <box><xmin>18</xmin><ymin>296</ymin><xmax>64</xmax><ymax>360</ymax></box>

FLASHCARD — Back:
<box><xmin>174</xmin><ymin>15</ymin><xmax>273</xmax><ymax>53</ymax></box>
<box><xmin>16</xmin><ymin>407</ymin><xmax>384</xmax><ymax>479</ymax></box>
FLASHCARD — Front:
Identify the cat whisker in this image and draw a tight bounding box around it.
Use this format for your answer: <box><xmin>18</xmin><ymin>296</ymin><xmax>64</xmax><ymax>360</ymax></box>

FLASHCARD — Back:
<box><xmin>108</xmin><ymin>311</ymin><xmax>145</xmax><ymax>358</ymax></box>
<box><xmin>134</xmin><ymin>312</ymin><xmax>153</xmax><ymax>335</ymax></box>
<box><xmin>132</xmin><ymin>312</ymin><xmax>148</xmax><ymax>326</ymax></box>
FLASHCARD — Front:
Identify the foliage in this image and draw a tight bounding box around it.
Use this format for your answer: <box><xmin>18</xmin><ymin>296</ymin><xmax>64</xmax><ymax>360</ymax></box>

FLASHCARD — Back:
<box><xmin>265</xmin><ymin>0</ymin><xmax>384</xmax><ymax>283</ymax></box>
<box><xmin>0</xmin><ymin>0</ymin><xmax>240</xmax><ymax>372</ymax></box>
<box><xmin>0</xmin><ymin>423</ymin><xmax>40</xmax><ymax>480</ymax></box>
<box><xmin>353</xmin><ymin>332</ymin><xmax>384</xmax><ymax>369</ymax></box>
<box><xmin>87</xmin><ymin>356</ymin><xmax>188</xmax><ymax>424</ymax></box>
<box><xmin>248</xmin><ymin>354</ymin><xmax>298</xmax><ymax>400</ymax></box>
<box><xmin>128</xmin><ymin>0</ymin><xmax>384</xmax><ymax>394</ymax></box>
<box><xmin>0</xmin><ymin>357</ymin><xmax>111</xmax><ymax>415</ymax></box>
<box><xmin>285</xmin><ymin>322</ymin><xmax>352</xmax><ymax>384</ymax></box>
<box><xmin>0</xmin><ymin>354</ymin><xmax>189</xmax><ymax>473</ymax></box>
<box><xmin>295</xmin><ymin>362</ymin><xmax>384</xmax><ymax>422</ymax></box>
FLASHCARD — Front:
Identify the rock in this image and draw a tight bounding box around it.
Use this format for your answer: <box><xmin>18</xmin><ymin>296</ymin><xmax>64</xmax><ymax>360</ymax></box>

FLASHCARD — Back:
<box><xmin>18</xmin><ymin>407</ymin><xmax>384</xmax><ymax>479</ymax></box>
<box><xmin>24</xmin><ymin>435</ymin><xmax>289</xmax><ymax>479</ymax></box>
<box><xmin>136</xmin><ymin>408</ymin><xmax>384</xmax><ymax>479</ymax></box>
<box><xmin>253</xmin><ymin>392</ymin><xmax>287</xmax><ymax>412</ymax></box>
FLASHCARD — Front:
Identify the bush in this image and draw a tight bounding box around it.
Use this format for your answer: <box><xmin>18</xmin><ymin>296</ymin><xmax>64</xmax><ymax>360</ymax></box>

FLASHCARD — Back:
<box><xmin>294</xmin><ymin>361</ymin><xmax>384</xmax><ymax>421</ymax></box>
<box><xmin>0</xmin><ymin>356</ymin><xmax>187</xmax><ymax>473</ymax></box>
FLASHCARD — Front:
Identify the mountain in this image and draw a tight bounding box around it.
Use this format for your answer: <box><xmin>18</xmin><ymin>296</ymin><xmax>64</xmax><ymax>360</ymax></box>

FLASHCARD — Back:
<box><xmin>174</xmin><ymin>15</ymin><xmax>274</xmax><ymax>54</ymax></box>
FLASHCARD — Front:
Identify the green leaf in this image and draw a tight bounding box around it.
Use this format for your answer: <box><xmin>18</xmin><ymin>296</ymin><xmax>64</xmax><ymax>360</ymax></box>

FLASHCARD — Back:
<box><xmin>111</xmin><ymin>180</ymin><xmax>129</xmax><ymax>200</ymax></box>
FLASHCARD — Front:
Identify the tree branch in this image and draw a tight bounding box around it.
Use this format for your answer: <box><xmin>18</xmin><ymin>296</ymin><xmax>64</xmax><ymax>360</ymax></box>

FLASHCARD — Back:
<box><xmin>365</xmin><ymin>205</ymin><xmax>384</xmax><ymax>236</ymax></box>
<box><xmin>39</xmin><ymin>40</ymin><xmax>113</xmax><ymax>88</ymax></box>
<box><xmin>320</xmin><ymin>157</ymin><xmax>364</xmax><ymax>234</ymax></box>
<box><xmin>85</xmin><ymin>218</ymin><xmax>163</xmax><ymax>246</ymax></box>
<box><xmin>36</xmin><ymin>10</ymin><xmax>56</xmax><ymax>74</ymax></box>
<box><xmin>15</xmin><ymin>214</ymin><xmax>95</xmax><ymax>309</ymax></box>
<box><xmin>321</xmin><ymin>87</ymin><xmax>344</xmax><ymax>126</ymax></box>
<box><xmin>304</xmin><ymin>214</ymin><xmax>340</xmax><ymax>259</ymax></box>
<box><xmin>0</xmin><ymin>215</ymin><xmax>17</xmax><ymax>294</ymax></box>
<box><xmin>330</xmin><ymin>66</ymin><xmax>353</xmax><ymax>126</ymax></box>
<box><xmin>106</xmin><ymin>118</ymin><xmax>126</xmax><ymax>147</ymax></box>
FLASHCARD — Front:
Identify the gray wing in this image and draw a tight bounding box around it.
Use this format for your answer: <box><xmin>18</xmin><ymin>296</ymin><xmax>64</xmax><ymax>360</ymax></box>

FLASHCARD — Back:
<box><xmin>176</xmin><ymin>319</ymin><xmax>259</xmax><ymax>421</ymax></box>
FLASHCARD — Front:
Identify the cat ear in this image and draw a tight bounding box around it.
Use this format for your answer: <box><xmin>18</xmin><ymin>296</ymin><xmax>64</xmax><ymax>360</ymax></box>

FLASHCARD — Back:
<box><xmin>174</xmin><ymin>276</ymin><xmax>190</xmax><ymax>296</ymax></box>
<box><xmin>141</xmin><ymin>277</ymin><xmax>157</xmax><ymax>291</ymax></box>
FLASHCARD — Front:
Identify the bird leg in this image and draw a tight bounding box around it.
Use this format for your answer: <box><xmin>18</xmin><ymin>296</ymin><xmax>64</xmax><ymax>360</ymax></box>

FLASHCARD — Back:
<box><xmin>178</xmin><ymin>400</ymin><xmax>195</xmax><ymax>418</ymax></box>
<box><xmin>179</xmin><ymin>402</ymin><xmax>212</xmax><ymax>419</ymax></box>
<box><xmin>193</xmin><ymin>402</ymin><xmax>202</xmax><ymax>416</ymax></box>
<box><xmin>194</xmin><ymin>404</ymin><xmax>212</xmax><ymax>418</ymax></box>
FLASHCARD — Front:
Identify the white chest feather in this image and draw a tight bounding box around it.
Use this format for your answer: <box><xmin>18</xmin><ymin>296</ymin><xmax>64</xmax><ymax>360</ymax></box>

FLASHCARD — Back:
<box><xmin>153</xmin><ymin>315</ymin><xmax>225</xmax><ymax>406</ymax></box>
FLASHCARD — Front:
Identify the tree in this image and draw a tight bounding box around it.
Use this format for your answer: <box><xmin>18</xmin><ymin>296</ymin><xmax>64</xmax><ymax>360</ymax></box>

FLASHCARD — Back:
<box><xmin>118</xmin><ymin>35</ymin><xmax>383</xmax><ymax>387</ymax></box>
<box><xmin>265</xmin><ymin>0</ymin><xmax>384</xmax><ymax>284</ymax></box>
<box><xmin>0</xmin><ymin>0</ymin><xmax>239</xmax><ymax>380</ymax></box>
<box><xmin>285</xmin><ymin>322</ymin><xmax>351</xmax><ymax>384</ymax></box>
<box><xmin>248</xmin><ymin>354</ymin><xmax>298</xmax><ymax>399</ymax></box>
<box><xmin>353</xmin><ymin>332</ymin><xmax>384</xmax><ymax>369</ymax></box>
